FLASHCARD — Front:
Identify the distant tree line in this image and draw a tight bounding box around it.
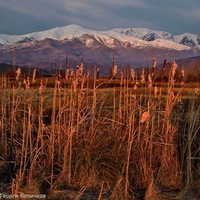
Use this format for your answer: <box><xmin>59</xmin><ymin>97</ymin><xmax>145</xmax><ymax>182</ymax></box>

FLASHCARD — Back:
<box><xmin>1</xmin><ymin>59</ymin><xmax>200</xmax><ymax>82</ymax></box>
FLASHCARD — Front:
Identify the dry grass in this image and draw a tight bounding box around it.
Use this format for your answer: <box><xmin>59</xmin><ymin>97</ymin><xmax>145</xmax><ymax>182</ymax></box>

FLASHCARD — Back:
<box><xmin>0</xmin><ymin>63</ymin><xmax>200</xmax><ymax>199</ymax></box>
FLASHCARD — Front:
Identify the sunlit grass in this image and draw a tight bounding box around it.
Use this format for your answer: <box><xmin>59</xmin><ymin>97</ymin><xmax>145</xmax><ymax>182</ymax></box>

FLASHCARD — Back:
<box><xmin>0</xmin><ymin>70</ymin><xmax>200</xmax><ymax>199</ymax></box>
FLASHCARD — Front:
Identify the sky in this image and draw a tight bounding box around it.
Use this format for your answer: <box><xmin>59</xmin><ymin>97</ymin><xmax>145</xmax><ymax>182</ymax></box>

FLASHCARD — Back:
<box><xmin>0</xmin><ymin>0</ymin><xmax>200</xmax><ymax>36</ymax></box>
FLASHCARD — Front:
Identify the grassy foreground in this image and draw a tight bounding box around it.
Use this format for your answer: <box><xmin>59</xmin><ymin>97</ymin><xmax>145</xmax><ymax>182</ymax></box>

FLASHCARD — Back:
<box><xmin>0</xmin><ymin>74</ymin><xmax>200</xmax><ymax>200</ymax></box>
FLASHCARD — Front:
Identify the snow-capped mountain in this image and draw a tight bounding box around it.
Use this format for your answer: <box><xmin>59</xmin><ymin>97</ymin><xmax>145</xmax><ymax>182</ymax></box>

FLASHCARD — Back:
<box><xmin>1</xmin><ymin>24</ymin><xmax>200</xmax><ymax>49</ymax></box>
<box><xmin>0</xmin><ymin>24</ymin><xmax>200</xmax><ymax>71</ymax></box>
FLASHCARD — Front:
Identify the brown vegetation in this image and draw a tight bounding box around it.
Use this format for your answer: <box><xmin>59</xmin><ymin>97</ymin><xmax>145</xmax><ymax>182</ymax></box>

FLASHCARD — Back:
<box><xmin>0</xmin><ymin>61</ymin><xmax>200</xmax><ymax>199</ymax></box>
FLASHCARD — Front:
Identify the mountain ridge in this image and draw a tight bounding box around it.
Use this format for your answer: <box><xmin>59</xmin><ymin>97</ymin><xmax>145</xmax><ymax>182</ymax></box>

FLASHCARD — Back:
<box><xmin>1</xmin><ymin>24</ymin><xmax>200</xmax><ymax>49</ymax></box>
<box><xmin>0</xmin><ymin>24</ymin><xmax>200</xmax><ymax>71</ymax></box>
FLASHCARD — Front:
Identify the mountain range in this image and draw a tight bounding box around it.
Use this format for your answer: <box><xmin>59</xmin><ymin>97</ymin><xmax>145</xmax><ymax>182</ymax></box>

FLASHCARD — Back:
<box><xmin>0</xmin><ymin>24</ymin><xmax>200</xmax><ymax>73</ymax></box>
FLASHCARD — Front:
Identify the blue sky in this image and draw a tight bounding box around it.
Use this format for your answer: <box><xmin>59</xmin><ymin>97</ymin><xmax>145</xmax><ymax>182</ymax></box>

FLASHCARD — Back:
<box><xmin>0</xmin><ymin>0</ymin><xmax>200</xmax><ymax>35</ymax></box>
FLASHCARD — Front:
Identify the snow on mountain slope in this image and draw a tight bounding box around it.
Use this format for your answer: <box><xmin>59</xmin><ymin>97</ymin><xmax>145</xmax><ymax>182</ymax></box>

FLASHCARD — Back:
<box><xmin>0</xmin><ymin>24</ymin><xmax>199</xmax><ymax>51</ymax></box>
<box><xmin>173</xmin><ymin>33</ymin><xmax>200</xmax><ymax>47</ymax></box>
<box><xmin>0</xmin><ymin>25</ymin><xmax>87</xmax><ymax>44</ymax></box>
<box><xmin>149</xmin><ymin>39</ymin><xmax>190</xmax><ymax>50</ymax></box>
<box><xmin>115</xmin><ymin>27</ymin><xmax>173</xmax><ymax>41</ymax></box>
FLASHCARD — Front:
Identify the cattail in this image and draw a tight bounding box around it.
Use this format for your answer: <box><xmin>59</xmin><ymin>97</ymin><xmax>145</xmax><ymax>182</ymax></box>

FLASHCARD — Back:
<box><xmin>158</xmin><ymin>87</ymin><xmax>162</xmax><ymax>99</ymax></box>
<box><xmin>180</xmin><ymin>69</ymin><xmax>184</xmax><ymax>85</ymax></box>
<box><xmin>131</xmin><ymin>69</ymin><xmax>135</xmax><ymax>83</ymax></box>
<box><xmin>169</xmin><ymin>91</ymin><xmax>175</xmax><ymax>102</ymax></box>
<box><xmin>79</xmin><ymin>63</ymin><xmax>84</xmax><ymax>78</ymax></box>
<box><xmin>132</xmin><ymin>94</ymin><xmax>136</xmax><ymax>99</ymax></box>
<box><xmin>3</xmin><ymin>77</ymin><xmax>7</xmax><ymax>88</ymax></box>
<box><xmin>171</xmin><ymin>61</ymin><xmax>177</xmax><ymax>79</ymax></box>
<box><xmin>26</xmin><ymin>77</ymin><xmax>30</xmax><ymax>90</ymax></box>
<box><xmin>76</xmin><ymin>65</ymin><xmax>79</xmax><ymax>79</ymax></box>
<box><xmin>135</xmin><ymin>76</ymin><xmax>139</xmax><ymax>85</ymax></box>
<box><xmin>32</xmin><ymin>69</ymin><xmax>36</xmax><ymax>84</ymax></box>
<box><xmin>15</xmin><ymin>68</ymin><xmax>21</xmax><ymax>81</ymax></box>
<box><xmin>23</xmin><ymin>78</ymin><xmax>26</xmax><ymax>90</ymax></box>
<box><xmin>140</xmin><ymin>68</ymin><xmax>145</xmax><ymax>84</ymax></box>
<box><xmin>57</xmin><ymin>80</ymin><xmax>61</xmax><ymax>92</ymax></box>
<box><xmin>39</xmin><ymin>87</ymin><xmax>43</xmax><ymax>95</ymax></box>
<box><xmin>181</xmin><ymin>69</ymin><xmax>184</xmax><ymax>77</ymax></box>
<box><xmin>148</xmin><ymin>74</ymin><xmax>152</xmax><ymax>88</ymax></box>
<box><xmin>70</xmin><ymin>69</ymin><xmax>75</xmax><ymax>79</ymax></box>
<box><xmin>154</xmin><ymin>86</ymin><xmax>158</xmax><ymax>97</ymax></box>
<box><xmin>73</xmin><ymin>80</ymin><xmax>77</xmax><ymax>93</ymax></box>
<box><xmin>112</xmin><ymin>62</ymin><xmax>117</xmax><ymax>78</ymax></box>
<box><xmin>65</xmin><ymin>69</ymin><xmax>69</xmax><ymax>81</ymax></box>
<box><xmin>132</xmin><ymin>84</ymin><xmax>137</xmax><ymax>99</ymax></box>
<box><xmin>120</xmin><ymin>71</ymin><xmax>123</xmax><ymax>85</ymax></box>
<box><xmin>194</xmin><ymin>87</ymin><xmax>199</xmax><ymax>96</ymax></box>
<box><xmin>39</xmin><ymin>85</ymin><xmax>43</xmax><ymax>95</ymax></box>
<box><xmin>151</xmin><ymin>58</ymin><xmax>156</xmax><ymax>76</ymax></box>
<box><xmin>134</xmin><ymin>84</ymin><xmax>137</xmax><ymax>91</ymax></box>
<box><xmin>140</xmin><ymin>111</ymin><xmax>150</xmax><ymax>123</ymax></box>
<box><xmin>39</xmin><ymin>79</ymin><xmax>44</xmax><ymax>95</ymax></box>
<box><xmin>162</xmin><ymin>59</ymin><xmax>167</xmax><ymax>70</ymax></box>
<box><xmin>96</xmin><ymin>66</ymin><xmax>100</xmax><ymax>81</ymax></box>
<box><xmin>59</xmin><ymin>67</ymin><xmax>63</xmax><ymax>78</ymax></box>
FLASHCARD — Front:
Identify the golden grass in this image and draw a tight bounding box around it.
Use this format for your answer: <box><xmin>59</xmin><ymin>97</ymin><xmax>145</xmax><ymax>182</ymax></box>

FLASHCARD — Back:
<box><xmin>0</xmin><ymin>66</ymin><xmax>200</xmax><ymax>199</ymax></box>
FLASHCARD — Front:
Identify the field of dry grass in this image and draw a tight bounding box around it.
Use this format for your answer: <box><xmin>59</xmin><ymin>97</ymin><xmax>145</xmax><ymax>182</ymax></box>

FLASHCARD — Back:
<box><xmin>0</xmin><ymin>65</ymin><xmax>200</xmax><ymax>199</ymax></box>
